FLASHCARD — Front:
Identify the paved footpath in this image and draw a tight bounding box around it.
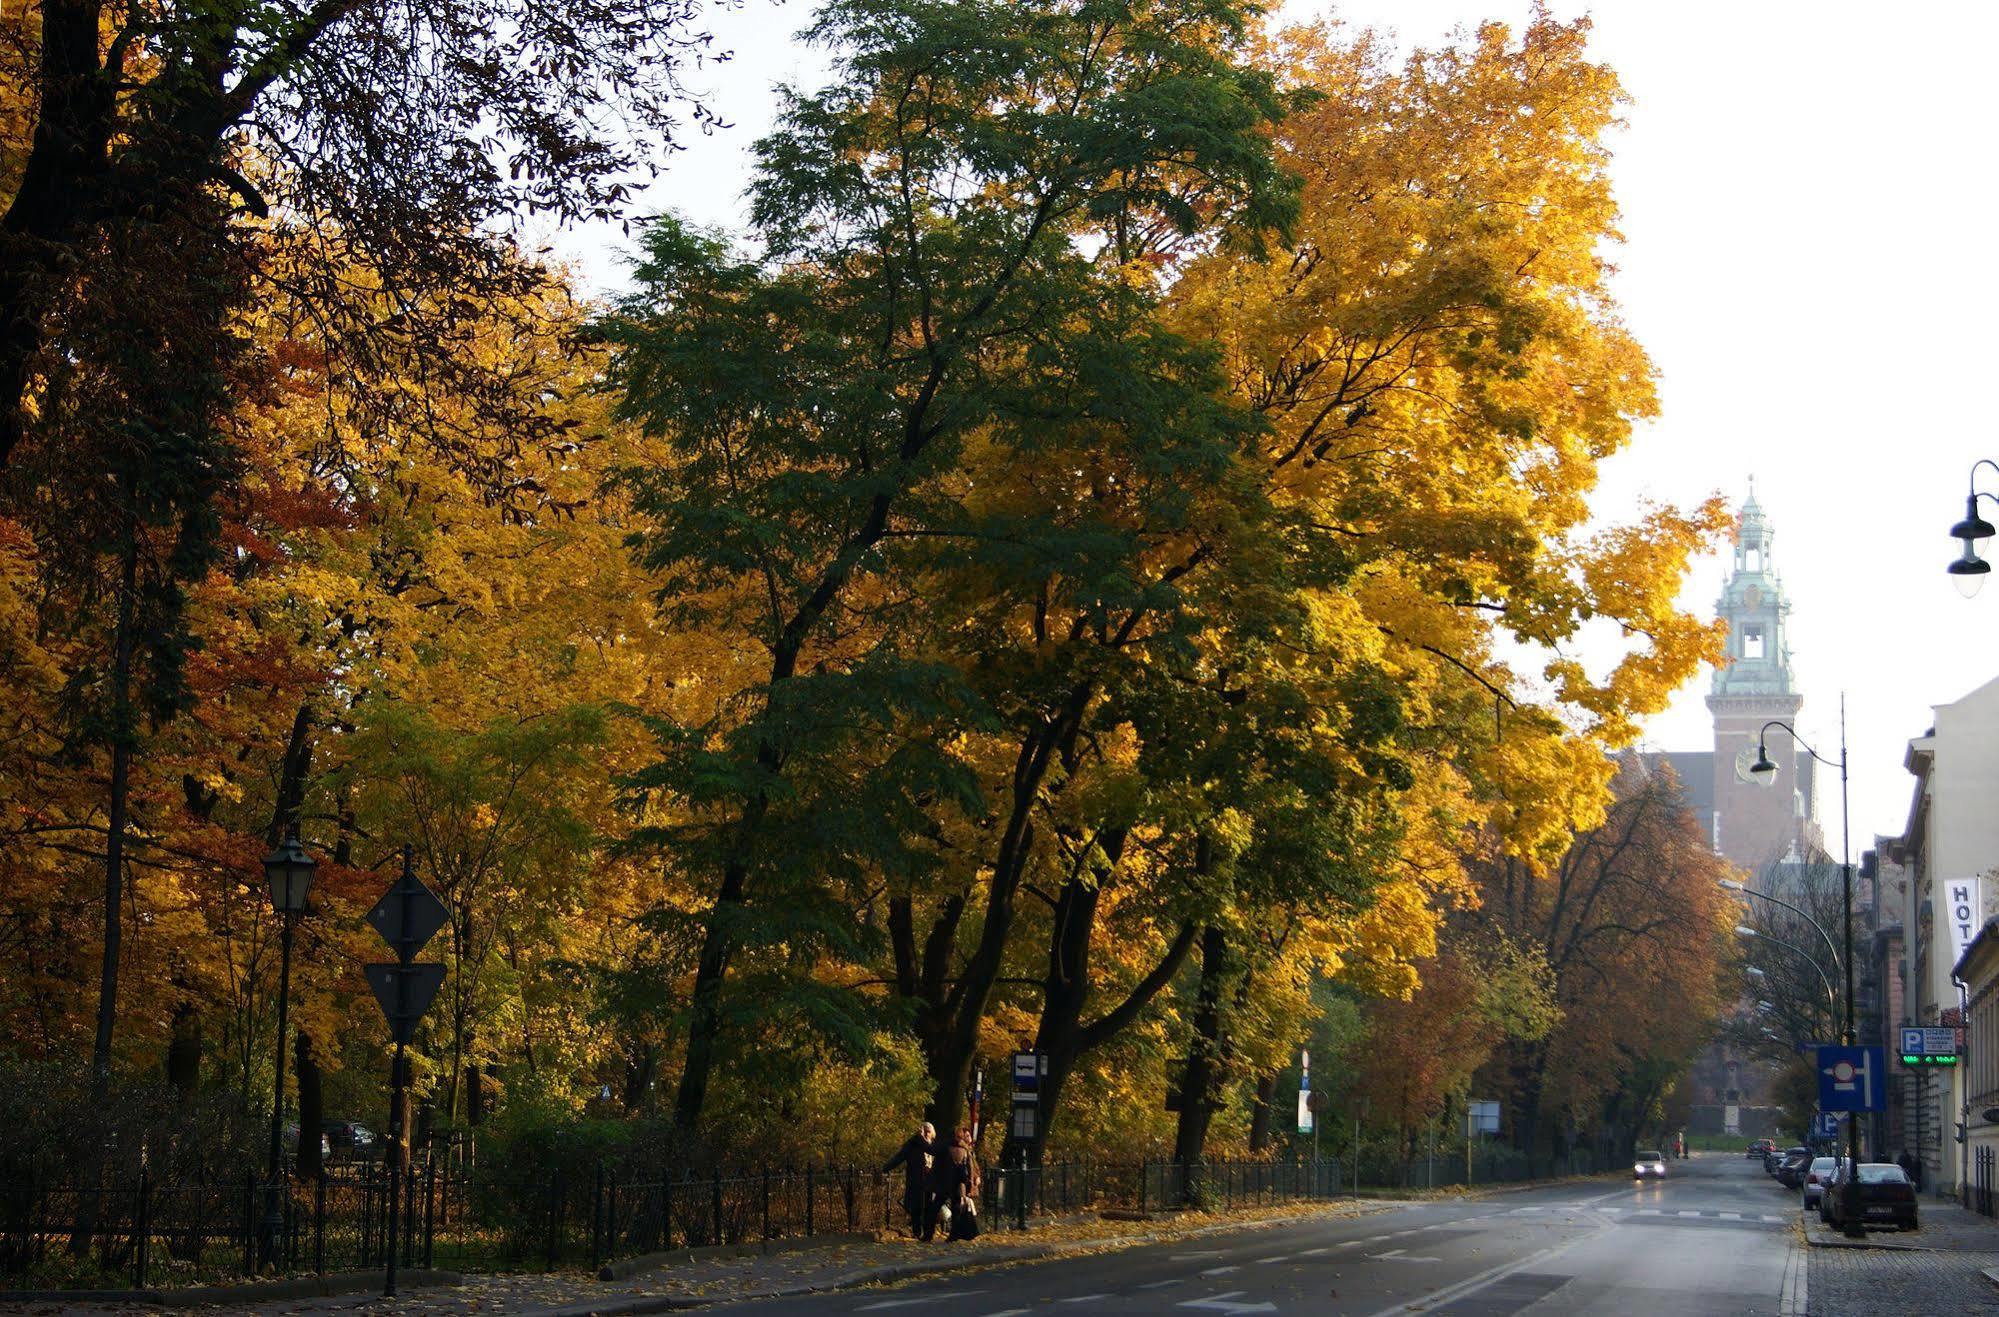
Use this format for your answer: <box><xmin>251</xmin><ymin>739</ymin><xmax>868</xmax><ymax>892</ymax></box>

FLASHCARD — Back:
<box><xmin>1799</xmin><ymin>1179</ymin><xmax>1999</xmax><ymax>1315</ymax></box>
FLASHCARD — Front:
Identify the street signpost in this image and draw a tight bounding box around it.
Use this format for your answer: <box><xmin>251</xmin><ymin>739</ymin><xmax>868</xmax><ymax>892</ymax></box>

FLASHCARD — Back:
<box><xmin>1010</xmin><ymin>1051</ymin><xmax>1044</xmax><ymax>1142</ymax></box>
<box><xmin>1297</xmin><ymin>1049</ymin><xmax>1313</xmax><ymax>1134</ymax></box>
<box><xmin>1812</xmin><ymin>1111</ymin><xmax>1843</xmax><ymax>1140</ymax></box>
<box><xmin>1899</xmin><ymin>1026</ymin><xmax>1960</xmax><ymax>1067</ymax></box>
<box><xmin>366</xmin><ymin>847</ymin><xmax>448</xmax><ymax>1298</ymax></box>
<box><xmin>1816</xmin><ymin>1045</ymin><xmax>1887</xmax><ymax>1113</ymax></box>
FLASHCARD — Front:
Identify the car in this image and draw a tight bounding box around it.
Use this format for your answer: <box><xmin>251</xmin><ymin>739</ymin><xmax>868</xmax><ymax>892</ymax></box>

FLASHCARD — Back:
<box><xmin>1776</xmin><ymin>1147</ymin><xmax>1813</xmax><ymax>1189</ymax></box>
<box><xmin>282</xmin><ymin>1122</ymin><xmax>333</xmax><ymax>1163</ymax></box>
<box><xmin>1634</xmin><ymin>1149</ymin><xmax>1668</xmax><ymax>1180</ymax></box>
<box><xmin>1801</xmin><ymin>1156</ymin><xmax>1841</xmax><ymax>1211</ymax></box>
<box><xmin>1822</xmin><ymin>1162</ymin><xmax>1919</xmax><ymax>1231</ymax></box>
<box><xmin>1763</xmin><ymin>1148</ymin><xmax>1784</xmax><ymax>1174</ymax></box>
<box><xmin>1747</xmin><ymin>1138</ymin><xmax>1777</xmax><ymax>1159</ymax></box>
<box><xmin>319</xmin><ymin>1118</ymin><xmax>382</xmax><ymax>1162</ymax></box>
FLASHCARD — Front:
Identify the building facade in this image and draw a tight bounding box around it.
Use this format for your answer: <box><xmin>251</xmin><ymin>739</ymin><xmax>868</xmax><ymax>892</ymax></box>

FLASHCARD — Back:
<box><xmin>1889</xmin><ymin>675</ymin><xmax>1999</xmax><ymax>1199</ymax></box>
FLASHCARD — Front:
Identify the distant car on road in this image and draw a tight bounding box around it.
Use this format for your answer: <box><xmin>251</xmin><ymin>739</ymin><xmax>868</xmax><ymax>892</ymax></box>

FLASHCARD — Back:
<box><xmin>1747</xmin><ymin>1138</ymin><xmax>1776</xmax><ymax>1160</ymax></box>
<box><xmin>1634</xmin><ymin>1150</ymin><xmax>1668</xmax><ymax>1180</ymax></box>
<box><xmin>1776</xmin><ymin>1147</ymin><xmax>1813</xmax><ymax>1189</ymax></box>
<box><xmin>1801</xmin><ymin>1156</ymin><xmax>1841</xmax><ymax>1212</ymax></box>
<box><xmin>1822</xmin><ymin>1162</ymin><xmax>1918</xmax><ymax>1231</ymax></box>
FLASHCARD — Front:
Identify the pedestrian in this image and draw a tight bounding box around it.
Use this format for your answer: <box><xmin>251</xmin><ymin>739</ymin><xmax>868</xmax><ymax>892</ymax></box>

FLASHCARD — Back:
<box><xmin>1897</xmin><ymin>1148</ymin><xmax>1921</xmax><ymax>1189</ymax></box>
<box><xmin>884</xmin><ymin>1121</ymin><xmax>938</xmax><ymax>1238</ymax></box>
<box><xmin>947</xmin><ymin>1128</ymin><xmax>982</xmax><ymax>1241</ymax></box>
<box><xmin>922</xmin><ymin>1126</ymin><xmax>967</xmax><ymax>1242</ymax></box>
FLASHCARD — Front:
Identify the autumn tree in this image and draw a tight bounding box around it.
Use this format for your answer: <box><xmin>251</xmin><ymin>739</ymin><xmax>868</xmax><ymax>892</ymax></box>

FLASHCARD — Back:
<box><xmin>1473</xmin><ymin>757</ymin><xmax>1733</xmax><ymax>1167</ymax></box>
<box><xmin>604</xmin><ymin>0</ymin><xmax>1301</xmax><ymax>1134</ymax></box>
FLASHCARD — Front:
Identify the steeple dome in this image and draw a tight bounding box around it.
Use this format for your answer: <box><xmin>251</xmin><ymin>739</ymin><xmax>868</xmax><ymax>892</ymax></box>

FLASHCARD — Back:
<box><xmin>1712</xmin><ymin>483</ymin><xmax>1794</xmax><ymax>698</ymax></box>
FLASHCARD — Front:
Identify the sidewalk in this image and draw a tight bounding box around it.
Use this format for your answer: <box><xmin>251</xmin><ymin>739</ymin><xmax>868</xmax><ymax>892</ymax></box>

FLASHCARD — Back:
<box><xmin>0</xmin><ymin>1197</ymin><xmax>1401</xmax><ymax>1317</ymax></box>
<box><xmin>1804</xmin><ymin>1193</ymin><xmax>1999</xmax><ymax>1313</ymax></box>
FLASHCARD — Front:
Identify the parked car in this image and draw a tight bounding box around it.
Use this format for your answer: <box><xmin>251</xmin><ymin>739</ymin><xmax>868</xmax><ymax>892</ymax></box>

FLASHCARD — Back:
<box><xmin>1776</xmin><ymin>1147</ymin><xmax>1813</xmax><ymax>1189</ymax></box>
<box><xmin>282</xmin><ymin>1122</ymin><xmax>333</xmax><ymax>1163</ymax></box>
<box><xmin>1801</xmin><ymin>1156</ymin><xmax>1841</xmax><ymax>1212</ymax></box>
<box><xmin>1634</xmin><ymin>1149</ymin><xmax>1668</xmax><ymax>1180</ymax></box>
<box><xmin>1822</xmin><ymin>1162</ymin><xmax>1919</xmax><ymax>1231</ymax></box>
<box><xmin>320</xmin><ymin>1118</ymin><xmax>382</xmax><ymax>1162</ymax></box>
<box><xmin>1747</xmin><ymin>1138</ymin><xmax>1777</xmax><ymax>1160</ymax></box>
<box><xmin>1763</xmin><ymin>1148</ymin><xmax>1784</xmax><ymax>1174</ymax></box>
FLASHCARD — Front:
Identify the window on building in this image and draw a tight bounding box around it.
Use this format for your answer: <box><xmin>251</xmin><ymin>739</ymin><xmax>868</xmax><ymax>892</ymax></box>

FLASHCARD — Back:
<box><xmin>1743</xmin><ymin>624</ymin><xmax>1765</xmax><ymax>660</ymax></box>
<box><xmin>1744</xmin><ymin>547</ymin><xmax>1761</xmax><ymax>572</ymax></box>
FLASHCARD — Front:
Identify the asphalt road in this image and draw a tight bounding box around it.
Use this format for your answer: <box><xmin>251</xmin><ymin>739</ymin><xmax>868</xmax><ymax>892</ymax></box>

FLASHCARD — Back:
<box><xmin>706</xmin><ymin>1156</ymin><xmax>1803</xmax><ymax>1316</ymax></box>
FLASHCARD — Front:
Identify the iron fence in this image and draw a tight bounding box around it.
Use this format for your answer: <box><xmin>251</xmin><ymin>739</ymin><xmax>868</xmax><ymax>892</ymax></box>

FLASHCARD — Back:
<box><xmin>2</xmin><ymin>1144</ymin><xmax>1608</xmax><ymax>1291</ymax></box>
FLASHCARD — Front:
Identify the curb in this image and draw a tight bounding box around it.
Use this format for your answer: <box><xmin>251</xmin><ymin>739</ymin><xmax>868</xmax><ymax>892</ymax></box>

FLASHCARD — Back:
<box><xmin>1</xmin><ymin>1268</ymin><xmax>464</xmax><ymax>1308</ymax></box>
<box><xmin>1799</xmin><ymin>1224</ymin><xmax>1934</xmax><ymax>1252</ymax></box>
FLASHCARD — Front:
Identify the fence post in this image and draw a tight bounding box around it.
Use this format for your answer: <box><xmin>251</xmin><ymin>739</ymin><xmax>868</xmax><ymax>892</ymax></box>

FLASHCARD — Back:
<box><xmin>545</xmin><ymin>1171</ymin><xmax>564</xmax><ymax>1270</ymax></box>
<box><xmin>1138</xmin><ymin>1158</ymin><xmax>1147</xmax><ymax>1219</ymax></box>
<box><xmin>591</xmin><ymin>1161</ymin><xmax>605</xmax><ymax>1269</ymax></box>
<box><xmin>760</xmin><ymin>1164</ymin><xmax>771</xmax><ymax>1240</ymax></box>
<box><xmin>241</xmin><ymin>1172</ymin><xmax>256</xmax><ymax>1276</ymax></box>
<box><xmin>711</xmin><ymin>1168</ymin><xmax>723</xmax><ymax>1246</ymax></box>
<box><xmin>662</xmin><ymin>1172</ymin><xmax>675</xmax><ymax>1252</ymax></box>
<box><xmin>313</xmin><ymin>1175</ymin><xmax>325</xmax><ymax>1276</ymax></box>
<box><xmin>604</xmin><ymin>1167</ymin><xmax>617</xmax><ymax>1265</ymax></box>
<box><xmin>132</xmin><ymin>1166</ymin><xmax>150</xmax><ymax>1290</ymax></box>
<box><xmin>846</xmin><ymin>1165</ymin><xmax>857</xmax><ymax>1231</ymax></box>
<box><xmin>423</xmin><ymin>1155</ymin><xmax>437</xmax><ymax>1270</ymax></box>
<box><xmin>805</xmin><ymin>1165</ymin><xmax>815</xmax><ymax>1238</ymax></box>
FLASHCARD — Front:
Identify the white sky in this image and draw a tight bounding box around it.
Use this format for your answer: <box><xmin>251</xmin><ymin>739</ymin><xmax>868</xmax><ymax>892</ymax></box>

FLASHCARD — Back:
<box><xmin>554</xmin><ymin>0</ymin><xmax>1999</xmax><ymax>852</ymax></box>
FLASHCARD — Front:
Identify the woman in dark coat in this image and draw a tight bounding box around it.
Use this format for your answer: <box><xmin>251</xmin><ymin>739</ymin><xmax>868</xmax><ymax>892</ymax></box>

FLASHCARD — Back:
<box><xmin>945</xmin><ymin>1129</ymin><xmax>981</xmax><ymax>1241</ymax></box>
<box><xmin>883</xmin><ymin>1122</ymin><xmax>937</xmax><ymax>1237</ymax></box>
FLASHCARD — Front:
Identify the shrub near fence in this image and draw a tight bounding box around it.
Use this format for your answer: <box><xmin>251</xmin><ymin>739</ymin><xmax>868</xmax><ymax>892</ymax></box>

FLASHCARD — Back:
<box><xmin>3</xmin><ymin>1146</ymin><xmax>1610</xmax><ymax>1290</ymax></box>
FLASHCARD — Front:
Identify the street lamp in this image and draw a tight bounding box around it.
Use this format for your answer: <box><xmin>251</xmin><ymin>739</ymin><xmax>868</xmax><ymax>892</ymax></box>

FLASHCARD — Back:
<box><xmin>1747</xmin><ymin>703</ymin><xmax>1864</xmax><ymax>1238</ymax></box>
<box><xmin>1735</xmin><ymin>926</ymin><xmax>1839</xmax><ymax>1022</ymax></box>
<box><xmin>260</xmin><ymin>825</ymin><xmax>317</xmax><ymax>1268</ymax></box>
<box><xmin>1718</xmin><ymin>878</ymin><xmax>1843</xmax><ymax>984</ymax></box>
<box><xmin>1946</xmin><ymin>459</ymin><xmax>1999</xmax><ymax>596</ymax></box>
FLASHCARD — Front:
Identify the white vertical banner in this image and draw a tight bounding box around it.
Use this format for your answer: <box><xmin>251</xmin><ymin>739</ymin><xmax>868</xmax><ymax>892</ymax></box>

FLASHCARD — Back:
<box><xmin>1946</xmin><ymin>877</ymin><xmax>1983</xmax><ymax>970</ymax></box>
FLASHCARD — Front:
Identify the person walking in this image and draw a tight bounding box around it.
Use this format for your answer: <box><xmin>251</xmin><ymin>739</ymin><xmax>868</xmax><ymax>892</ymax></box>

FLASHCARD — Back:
<box><xmin>922</xmin><ymin>1126</ymin><xmax>968</xmax><ymax>1242</ymax></box>
<box><xmin>884</xmin><ymin>1121</ymin><xmax>938</xmax><ymax>1238</ymax></box>
<box><xmin>946</xmin><ymin>1128</ymin><xmax>982</xmax><ymax>1241</ymax></box>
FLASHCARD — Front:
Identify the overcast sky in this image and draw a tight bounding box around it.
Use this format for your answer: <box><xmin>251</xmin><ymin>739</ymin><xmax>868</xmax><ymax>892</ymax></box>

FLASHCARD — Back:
<box><xmin>555</xmin><ymin>0</ymin><xmax>1999</xmax><ymax>853</ymax></box>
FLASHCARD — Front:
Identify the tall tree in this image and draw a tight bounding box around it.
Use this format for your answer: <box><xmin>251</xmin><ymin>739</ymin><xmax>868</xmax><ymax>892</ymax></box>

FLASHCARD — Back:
<box><xmin>605</xmin><ymin>0</ymin><xmax>1300</xmax><ymax>1132</ymax></box>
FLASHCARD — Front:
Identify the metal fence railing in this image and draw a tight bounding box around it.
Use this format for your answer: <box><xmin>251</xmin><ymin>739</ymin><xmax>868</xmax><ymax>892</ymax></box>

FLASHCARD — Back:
<box><xmin>2</xmin><ymin>1145</ymin><xmax>1607</xmax><ymax>1291</ymax></box>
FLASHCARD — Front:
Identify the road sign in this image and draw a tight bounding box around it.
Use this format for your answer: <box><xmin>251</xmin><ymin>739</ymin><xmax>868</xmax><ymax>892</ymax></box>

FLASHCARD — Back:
<box><xmin>1899</xmin><ymin>1026</ymin><xmax>1959</xmax><ymax>1066</ymax></box>
<box><xmin>1817</xmin><ymin>1045</ymin><xmax>1886</xmax><ymax>1112</ymax></box>
<box><xmin>1464</xmin><ymin>1100</ymin><xmax>1500</xmax><ymax>1137</ymax></box>
<box><xmin>364</xmin><ymin>963</ymin><xmax>447</xmax><ymax>1045</ymax></box>
<box><xmin>1812</xmin><ymin>1112</ymin><xmax>1843</xmax><ymax>1139</ymax></box>
<box><xmin>366</xmin><ymin>864</ymin><xmax>448</xmax><ymax>961</ymax></box>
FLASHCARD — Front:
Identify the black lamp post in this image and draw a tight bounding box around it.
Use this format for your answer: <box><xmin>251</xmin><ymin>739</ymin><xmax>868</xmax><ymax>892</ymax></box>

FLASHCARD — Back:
<box><xmin>1946</xmin><ymin>459</ymin><xmax>1999</xmax><ymax>596</ymax></box>
<box><xmin>260</xmin><ymin>826</ymin><xmax>317</xmax><ymax>1268</ymax></box>
<box><xmin>1748</xmin><ymin>704</ymin><xmax>1865</xmax><ymax>1238</ymax></box>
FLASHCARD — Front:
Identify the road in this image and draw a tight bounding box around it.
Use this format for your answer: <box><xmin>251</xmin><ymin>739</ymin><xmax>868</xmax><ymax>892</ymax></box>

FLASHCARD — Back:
<box><xmin>706</xmin><ymin>1155</ymin><xmax>1802</xmax><ymax>1316</ymax></box>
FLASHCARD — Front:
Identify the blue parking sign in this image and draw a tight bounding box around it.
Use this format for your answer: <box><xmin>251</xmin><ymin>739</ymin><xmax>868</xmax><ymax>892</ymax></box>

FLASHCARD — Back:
<box><xmin>1817</xmin><ymin>1045</ymin><xmax>1886</xmax><ymax>1112</ymax></box>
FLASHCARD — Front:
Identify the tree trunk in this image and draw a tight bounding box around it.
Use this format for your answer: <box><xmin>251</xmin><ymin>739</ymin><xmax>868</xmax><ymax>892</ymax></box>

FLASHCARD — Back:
<box><xmin>89</xmin><ymin>529</ymin><xmax>137</xmax><ymax>1084</ymax></box>
<box><xmin>1172</xmin><ymin>924</ymin><xmax>1231</xmax><ymax>1178</ymax></box>
<box><xmin>166</xmin><ymin>1002</ymin><xmax>202</xmax><ymax>1096</ymax></box>
<box><xmin>1248</xmin><ymin>1071</ymin><xmax>1277</xmax><ymax>1153</ymax></box>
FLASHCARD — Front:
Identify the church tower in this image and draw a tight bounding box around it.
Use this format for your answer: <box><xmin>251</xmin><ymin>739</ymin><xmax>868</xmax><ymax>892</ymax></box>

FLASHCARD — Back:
<box><xmin>1706</xmin><ymin>488</ymin><xmax>1819</xmax><ymax>869</ymax></box>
